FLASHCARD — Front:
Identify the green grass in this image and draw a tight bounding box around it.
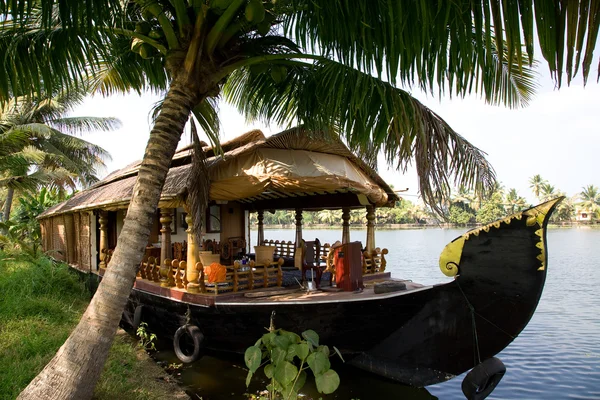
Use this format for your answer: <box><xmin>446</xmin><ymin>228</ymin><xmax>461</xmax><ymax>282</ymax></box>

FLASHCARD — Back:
<box><xmin>0</xmin><ymin>252</ymin><xmax>187</xmax><ymax>400</ymax></box>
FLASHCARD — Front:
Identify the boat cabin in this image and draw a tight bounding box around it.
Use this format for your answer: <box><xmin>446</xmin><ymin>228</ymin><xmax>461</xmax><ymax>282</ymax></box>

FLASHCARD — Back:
<box><xmin>38</xmin><ymin>128</ymin><xmax>399</xmax><ymax>296</ymax></box>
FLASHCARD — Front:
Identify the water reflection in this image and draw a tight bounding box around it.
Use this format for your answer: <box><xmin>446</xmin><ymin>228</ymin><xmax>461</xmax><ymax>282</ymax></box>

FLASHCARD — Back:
<box><xmin>152</xmin><ymin>348</ymin><xmax>437</xmax><ymax>399</ymax></box>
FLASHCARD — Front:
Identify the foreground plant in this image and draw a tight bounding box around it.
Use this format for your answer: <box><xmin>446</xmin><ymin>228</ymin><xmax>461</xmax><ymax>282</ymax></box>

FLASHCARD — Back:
<box><xmin>245</xmin><ymin>326</ymin><xmax>343</xmax><ymax>399</ymax></box>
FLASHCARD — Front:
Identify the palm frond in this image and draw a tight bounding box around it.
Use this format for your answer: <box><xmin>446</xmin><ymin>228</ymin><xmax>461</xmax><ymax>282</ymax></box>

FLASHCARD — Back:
<box><xmin>49</xmin><ymin>116</ymin><xmax>122</xmax><ymax>135</ymax></box>
<box><xmin>224</xmin><ymin>59</ymin><xmax>496</xmax><ymax>213</ymax></box>
<box><xmin>283</xmin><ymin>0</ymin><xmax>599</xmax><ymax>87</ymax></box>
<box><xmin>190</xmin><ymin>97</ymin><xmax>221</xmax><ymax>152</ymax></box>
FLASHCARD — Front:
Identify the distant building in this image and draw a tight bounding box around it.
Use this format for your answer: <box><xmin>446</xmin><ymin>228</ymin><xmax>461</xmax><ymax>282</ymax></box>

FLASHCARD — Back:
<box><xmin>575</xmin><ymin>208</ymin><xmax>593</xmax><ymax>222</ymax></box>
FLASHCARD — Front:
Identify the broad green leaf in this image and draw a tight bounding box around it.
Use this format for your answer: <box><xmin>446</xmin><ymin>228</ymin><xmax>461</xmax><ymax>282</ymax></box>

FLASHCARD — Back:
<box><xmin>273</xmin><ymin>360</ymin><xmax>298</xmax><ymax>386</ymax></box>
<box><xmin>271</xmin><ymin>347</ymin><xmax>286</xmax><ymax>366</ymax></box>
<box><xmin>274</xmin><ymin>334</ymin><xmax>291</xmax><ymax>350</ymax></box>
<box><xmin>332</xmin><ymin>346</ymin><xmax>345</xmax><ymax>362</ymax></box>
<box><xmin>262</xmin><ymin>332</ymin><xmax>276</xmax><ymax>347</ymax></box>
<box><xmin>282</xmin><ymin>330</ymin><xmax>301</xmax><ymax>344</ymax></box>
<box><xmin>306</xmin><ymin>352</ymin><xmax>330</xmax><ymax>376</ymax></box>
<box><xmin>302</xmin><ymin>329</ymin><xmax>319</xmax><ymax>346</ymax></box>
<box><xmin>264</xmin><ymin>364</ymin><xmax>274</xmax><ymax>379</ymax></box>
<box><xmin>286</xmin><ymin>343</ymin><xmax>297</xmax><ymax>361</ymax></box>
<box><xmin>244</xmin><ymin>346</ymin><xmax>262</xmax><ymax>373</ymax></box>
<box><xmin>254</xmin><ymin>337</ymin><xmax>262</xmax><ymax>346</ymax></box>
<box><xmin>245</xmin><ymin>371</ymin><xmax>253</xmax><ymax>388</ymax></box>
<box><xmin>317</xmin><ymin>345</ymin><xmax>329</xmax><ymax>357</ymax></box>
<box><xmin>315</xmin><ymin>369</ymin><xmax>340</xmax><ymax>394</ymax></box>
<box><xmin>293</xmin><ymin>370</ymin><xmax>307</xmax><ymax>392</ymax></box>
<box><xmin>296</xmin><ymin>343</ymin><xmax>309</xmax><ymax>361</ymax></box>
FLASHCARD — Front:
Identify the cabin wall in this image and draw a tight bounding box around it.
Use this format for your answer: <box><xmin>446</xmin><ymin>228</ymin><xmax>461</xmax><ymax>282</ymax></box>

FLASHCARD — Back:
<box><xmin>90</xmin><ymin>212</ymin><xmax>98</xmax><ymax>270</ymax></box>
<box><xmin>220</xmin><ymin>203</ymin><xmax>245</xmax><ymax>240</ymax></box>
<box><xmin>39</xmin><ymin>212</ymin><xmax>93</xmax><ymax>273</ymax></box>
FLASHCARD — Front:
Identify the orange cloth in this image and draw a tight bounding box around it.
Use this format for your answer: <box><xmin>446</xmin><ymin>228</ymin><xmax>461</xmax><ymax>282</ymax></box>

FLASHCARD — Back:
<box><xmin>205</xmin><ymin>262</ymin><xmax>227</xmax><ymax>283</ymax></box>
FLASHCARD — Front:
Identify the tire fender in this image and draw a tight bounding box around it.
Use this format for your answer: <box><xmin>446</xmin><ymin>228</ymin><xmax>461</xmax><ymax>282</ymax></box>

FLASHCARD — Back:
<box><xmin>173</xmin><ymin>325</ymin><xmax>204</xmax><ymax>363</ymax></box>
<box><xmin>461</xmin><ymin>357</ymin><xmax>506</xmax><ymax>400</ymax></box>
<box><xmin>132</xmin><ymin>305</ymin><xmax>143</xmax><ymax>329</ymax></box>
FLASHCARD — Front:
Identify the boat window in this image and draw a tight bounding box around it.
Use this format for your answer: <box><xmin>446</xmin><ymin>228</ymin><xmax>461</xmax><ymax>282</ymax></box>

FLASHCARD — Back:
<box><xmin>207</xmin><ymin>205</ymin><xmax>221</xmax><ymax>233</ymax></box>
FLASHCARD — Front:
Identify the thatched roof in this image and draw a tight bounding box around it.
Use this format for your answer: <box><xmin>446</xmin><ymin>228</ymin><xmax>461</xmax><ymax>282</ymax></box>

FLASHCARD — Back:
<box><xmin>40</xmin><ymin>128</ymin><xmax>398</xmax><ymax>219</ymax></box>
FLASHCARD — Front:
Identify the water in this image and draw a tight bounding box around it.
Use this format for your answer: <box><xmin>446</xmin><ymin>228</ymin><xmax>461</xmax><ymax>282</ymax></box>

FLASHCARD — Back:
<box><xmin>154</xmin><ymin>227</ymin><xmax>600</xmax><ymax>399</ymax></box>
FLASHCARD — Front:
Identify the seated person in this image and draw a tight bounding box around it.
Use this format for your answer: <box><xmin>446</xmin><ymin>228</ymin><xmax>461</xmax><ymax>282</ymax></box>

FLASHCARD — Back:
<box><xmin>204</xmin><ymin>262</ymin><xmax>227</xmax><ymax>283</ymax></box>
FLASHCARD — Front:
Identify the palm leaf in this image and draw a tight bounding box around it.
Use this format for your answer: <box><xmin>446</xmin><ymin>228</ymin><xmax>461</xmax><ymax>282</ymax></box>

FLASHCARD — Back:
<box><xmin>283</xmin><ymin>0</ymin><xmax>599</xmax><ymax>86</ymax></box>
<box><xmin>224</xmin><ymin>59</ymin><xmax>496</xmax><ymax>213</ymax></box>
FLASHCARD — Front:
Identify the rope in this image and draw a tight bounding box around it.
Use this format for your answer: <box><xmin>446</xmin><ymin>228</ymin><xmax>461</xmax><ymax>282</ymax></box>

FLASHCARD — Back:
<box><xmin>456</xmin><ymin>280</ymin><xmax>481</xmax><ymax>365</ymax></box>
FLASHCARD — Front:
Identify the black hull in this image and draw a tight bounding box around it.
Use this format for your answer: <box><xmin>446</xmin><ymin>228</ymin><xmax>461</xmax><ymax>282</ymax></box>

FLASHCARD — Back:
<box><xmin>118</xmin><ymin>199</ymin><xmax>561</xmax><ymax>387</ymax></box>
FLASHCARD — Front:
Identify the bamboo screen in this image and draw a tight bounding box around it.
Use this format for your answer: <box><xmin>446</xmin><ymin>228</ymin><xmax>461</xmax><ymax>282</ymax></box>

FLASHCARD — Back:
<box><xmin>41</xmin><ymin>212</ymin><xmax>92</xmax><ymax>272</ymax></box>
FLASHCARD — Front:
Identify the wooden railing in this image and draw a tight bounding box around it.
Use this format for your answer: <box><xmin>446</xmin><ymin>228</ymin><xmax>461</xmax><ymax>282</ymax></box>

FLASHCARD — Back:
<box><xmin>136</xmin><ymin>255</ymin><xmax>284</xmax><ymax>295</ymax></box>
<box><xmin>260</xmin><ymin>239</ymin><xmax>295</xmax><ymax>260</ymax></box>
<box><xmin>363</xmin><ymin>247</ymin><xmax>388</xmax><ymax>274</ymax></box>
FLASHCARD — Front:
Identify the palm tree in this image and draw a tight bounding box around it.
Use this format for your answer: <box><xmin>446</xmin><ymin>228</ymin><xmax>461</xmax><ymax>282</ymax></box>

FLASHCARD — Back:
<box><xmin>529</xmin><ymin>175</ymin><xmax>547</xmax><ymax>201</ymax></box>
<box><xmin>579</xmin><ymin>185</ymin><xmax>600</xmax><ymax>218</ymax></box>
<box><xmin>540</xmin><ymin>182</ymin><xmax>557</xmax><ymax>202</ymax></box>
<box><xmin>0</xmin><ymin>91</ymin><xmax>117</xmax><ymax>221</ymax></box>
<box><xmin>504</xmin><ymin>188</ymin><xmax>527</xmax><ymax>214</ymax></box>
<box><xmin>3</xmin><ymin>2</ymin><xmax>598</xmax><ymax>399</ymax></box>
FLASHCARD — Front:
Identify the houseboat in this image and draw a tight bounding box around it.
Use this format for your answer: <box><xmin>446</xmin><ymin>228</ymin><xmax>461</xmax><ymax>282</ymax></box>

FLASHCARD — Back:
<box><xmin>38</xmin><ymin>127</ymin><xmax>560</xmax><ymax>397</ymax></box>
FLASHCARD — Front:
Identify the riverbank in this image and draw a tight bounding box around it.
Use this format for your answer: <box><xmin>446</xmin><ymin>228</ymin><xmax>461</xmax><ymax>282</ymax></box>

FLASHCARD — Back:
<box><xmin>0</xmin><ymin>252</ymin><xmax>188</xmax><ymax>400</ymax></box>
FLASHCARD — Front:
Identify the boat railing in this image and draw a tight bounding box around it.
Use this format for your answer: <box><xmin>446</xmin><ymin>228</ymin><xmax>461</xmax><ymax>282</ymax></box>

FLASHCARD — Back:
<box><xmin>260</xmin><ymin>239</ymin><xmax>295</xmax><ymax>261</ymax></box>
<box><xmin>363</xmin><ymin>247</ymin><xmax>388</xmax><ymax>274</ymax></box>
<box><xmin>136</xmin><ymin>255</ymin><xmax>284</xmax><ymax>295</ymax></box>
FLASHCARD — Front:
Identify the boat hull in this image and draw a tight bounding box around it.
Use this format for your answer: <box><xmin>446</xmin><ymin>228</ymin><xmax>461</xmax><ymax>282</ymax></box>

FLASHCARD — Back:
<box><xmin>117</xmin><ymin>198</ymin><xmax>561</xmax><ymax>387</ymax></box>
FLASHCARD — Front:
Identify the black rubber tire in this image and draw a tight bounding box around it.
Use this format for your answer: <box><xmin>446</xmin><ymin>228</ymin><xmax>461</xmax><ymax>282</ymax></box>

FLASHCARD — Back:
<box><xmin>132</xmin><ymin>305</ymin><xmax>143</xmax><ymax>329</ymax></box>
<box><xmin>461</xmin><ymin>357</ymin><xmax>506</xmax><ymax>400</ymax></box>
<box><xmin>173</xmin><ymin>325</ymin><xmax>204</xmax><ymax>364</ymax></box>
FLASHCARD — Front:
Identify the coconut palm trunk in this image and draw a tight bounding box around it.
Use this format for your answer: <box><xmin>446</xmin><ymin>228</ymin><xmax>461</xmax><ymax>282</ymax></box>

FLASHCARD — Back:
<box><xmin>18</xmin><ymin>78</ymin><xmax>199</xmax><ymax>400</ymax></box>
<box><xmin>2</xmin><ymin>186</ymin><xmax>14</xmax><ymax>221</ymax></box>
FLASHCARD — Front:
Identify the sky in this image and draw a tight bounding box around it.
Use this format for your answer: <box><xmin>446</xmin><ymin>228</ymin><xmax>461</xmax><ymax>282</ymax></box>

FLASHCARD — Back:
<box><xmin>74</xmin><ymin>65</ymin><xmax>600</xmax><ymax>205</ymax></box>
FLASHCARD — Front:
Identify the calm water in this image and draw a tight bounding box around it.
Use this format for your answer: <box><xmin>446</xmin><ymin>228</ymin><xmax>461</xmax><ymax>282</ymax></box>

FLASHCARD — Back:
<box><xmin>154</xmin><ymin>227</ymin><xmax>600</xmax><ymax>399</ymax></box>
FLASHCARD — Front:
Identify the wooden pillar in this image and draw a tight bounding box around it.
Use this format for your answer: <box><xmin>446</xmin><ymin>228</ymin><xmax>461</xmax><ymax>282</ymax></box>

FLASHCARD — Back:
<box><xmin>185</xmin><ymin>214</ymin><xmax>200</xmax><ymax>293</ymax></box>
<box><xmin>160</xmin><ymin>208</ymin><xmax>173</xmax><ymax>264</ymax></box>
<box><xmin>257</xmin><ymin>210</ymin><xmax>265</xmax><ymax>246</ymax></box>
<box><xmin>342</xmin><ymin>207</ymin><xmax>351</xmax><ymax>244</ymax></box>
<box><xmin>294</xmin><ymin>208</ymin><xmax>303</xmax><ymax>263</ymax></box>
<box><xmin>294</xmin><ymin>208</ymin><xmax>303</xmax><ymax>245</ymax></box>
<box><xmin>365</xmin><ymin>205</ymin><xmax>376</xmax><ymax>254</ymax></box>
<box><xmin>98</xmin><ymin>211</ymin><xmax>108</xmax><ymax>268</ymax></box>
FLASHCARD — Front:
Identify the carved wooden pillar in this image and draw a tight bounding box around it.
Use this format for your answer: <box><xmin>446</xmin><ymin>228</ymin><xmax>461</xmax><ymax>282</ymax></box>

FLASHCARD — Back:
<box><xmin>257</xmin><ymin>210</ymin><xmax>265</xmax><ymax>246</ymax></box>
<box><xmin>294</xmin><ymin>208</ymin><xmax>303</xmax><ymax>261</ymax></box>
<box><xmin>295</xmin><ymin>208</ymin><xmax>303</xmax><ymax>245</ymax></box>
<box><xmin>160</xmin><ymin>208</ymin><xmax>173</xmax><ymax>264</ymax></box>
<box><xmin>186</xmin><ymin>214</ymin><xmax>200</xmax><ymax>293</ymax></box>
<box><xmin>98</xmin><ymin>211</ymin><xmax>108</xmax><ymax>268</ymax></box>
<box><xmin>342</xmin><ymin>207</ymin><xmax>351</xmax><ymax>244</ymax></box>
<box><xmin>365</xmin><ymin>205</ymin><xmax>376</xmax><ymax>254</ymax></box>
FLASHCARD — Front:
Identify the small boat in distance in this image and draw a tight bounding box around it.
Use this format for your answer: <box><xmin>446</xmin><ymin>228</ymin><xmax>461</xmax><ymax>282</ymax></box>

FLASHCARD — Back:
<box><xmin>37</xmin><ymin>128</ymin><xmax>562</xmax><ymax>397</ymax></box>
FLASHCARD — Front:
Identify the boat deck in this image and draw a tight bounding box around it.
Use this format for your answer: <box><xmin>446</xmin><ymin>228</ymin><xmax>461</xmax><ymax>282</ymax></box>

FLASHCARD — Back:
<box><xmin>119</xmin><ymin>270</ymin><xmax>430</xmax><ymax>307</ymax></box>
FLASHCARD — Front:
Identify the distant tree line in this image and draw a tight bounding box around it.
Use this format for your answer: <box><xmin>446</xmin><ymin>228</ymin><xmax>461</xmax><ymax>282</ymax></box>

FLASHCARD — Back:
<box><xmin>251</xmin><ymin>175</ymin><xmax>600</xmax><ymax>227</ymax></box>
<box><xmin>444</xmin><ymin>175</ymin><xmax>599</xmax><ymax>225</ymax></box>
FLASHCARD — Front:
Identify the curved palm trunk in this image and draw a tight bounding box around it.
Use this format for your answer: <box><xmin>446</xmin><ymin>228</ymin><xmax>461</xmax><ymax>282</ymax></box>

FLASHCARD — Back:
<box><xmin>2</xmin><ymin>186</ymin><xmax>14</xmax><ymax>222</ymax></box>
<box><xmin>18</xmin><ymin>79</ymin><xmax>199</xmax><ymax>400</ymax></box>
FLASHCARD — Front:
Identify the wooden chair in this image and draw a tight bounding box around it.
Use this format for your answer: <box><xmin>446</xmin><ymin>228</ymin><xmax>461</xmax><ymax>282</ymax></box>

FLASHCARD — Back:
<box><xmin>172</xmin><ymin>242</ymin><xmax>185</xmax><ymax>261</ymax></box>
<box><xmin>362</xmin><ymin>247</ymin><xmax>389</xmax><ymax>274</ymax></box>
<box><xmin>252</xmin><ymin>258</ymin><xmax>284</xmax><ymax>289</ymax></box>
<box><xmin>220</xmin><ymin>236</ymin><xmax>246</xmax><ymax>264</ymax></box>
<box><xmin>301</xmin><ymin>238</ymin><xmax>323</xmax><ymax>288</ymax></box>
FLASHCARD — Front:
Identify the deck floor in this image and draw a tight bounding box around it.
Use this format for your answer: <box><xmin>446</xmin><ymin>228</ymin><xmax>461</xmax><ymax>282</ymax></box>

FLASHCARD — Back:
<box><xmin>124</xmin><ymin>269</ymin><xmax>429</xmax><ymax>306</ymax></box>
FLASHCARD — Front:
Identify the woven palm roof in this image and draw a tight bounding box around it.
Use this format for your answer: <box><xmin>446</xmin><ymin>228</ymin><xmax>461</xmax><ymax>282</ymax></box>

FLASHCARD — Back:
<box><xmin>39</xmin><ymin>127</ymin><xmax>398</xmax><ymax>218</ymax></box>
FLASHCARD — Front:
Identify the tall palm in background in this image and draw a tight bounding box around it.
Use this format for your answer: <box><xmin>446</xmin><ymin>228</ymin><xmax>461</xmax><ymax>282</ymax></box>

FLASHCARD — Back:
<box><xmin>529</xmin><ymin>174</ymin><xmax>547</xmax><ymax>201</ymax></box>
<box><xmin>0</xmin><ymin>91</ymin><xmax>117</xmax><ymax>221</ymax></box>
<box><xmin>579</xmin><ymin>185</ymin><xmax>600</xmax><ymax>218</ymax></box>
<box><xmin>504</xmin><ymin>188</ymin><xmax>527</xmax><ymax>214</ymax></box>
<box><xmin>2</xmin><ymin>1</ymin><xmax>598</xmax><ymax>399</ymax></box>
